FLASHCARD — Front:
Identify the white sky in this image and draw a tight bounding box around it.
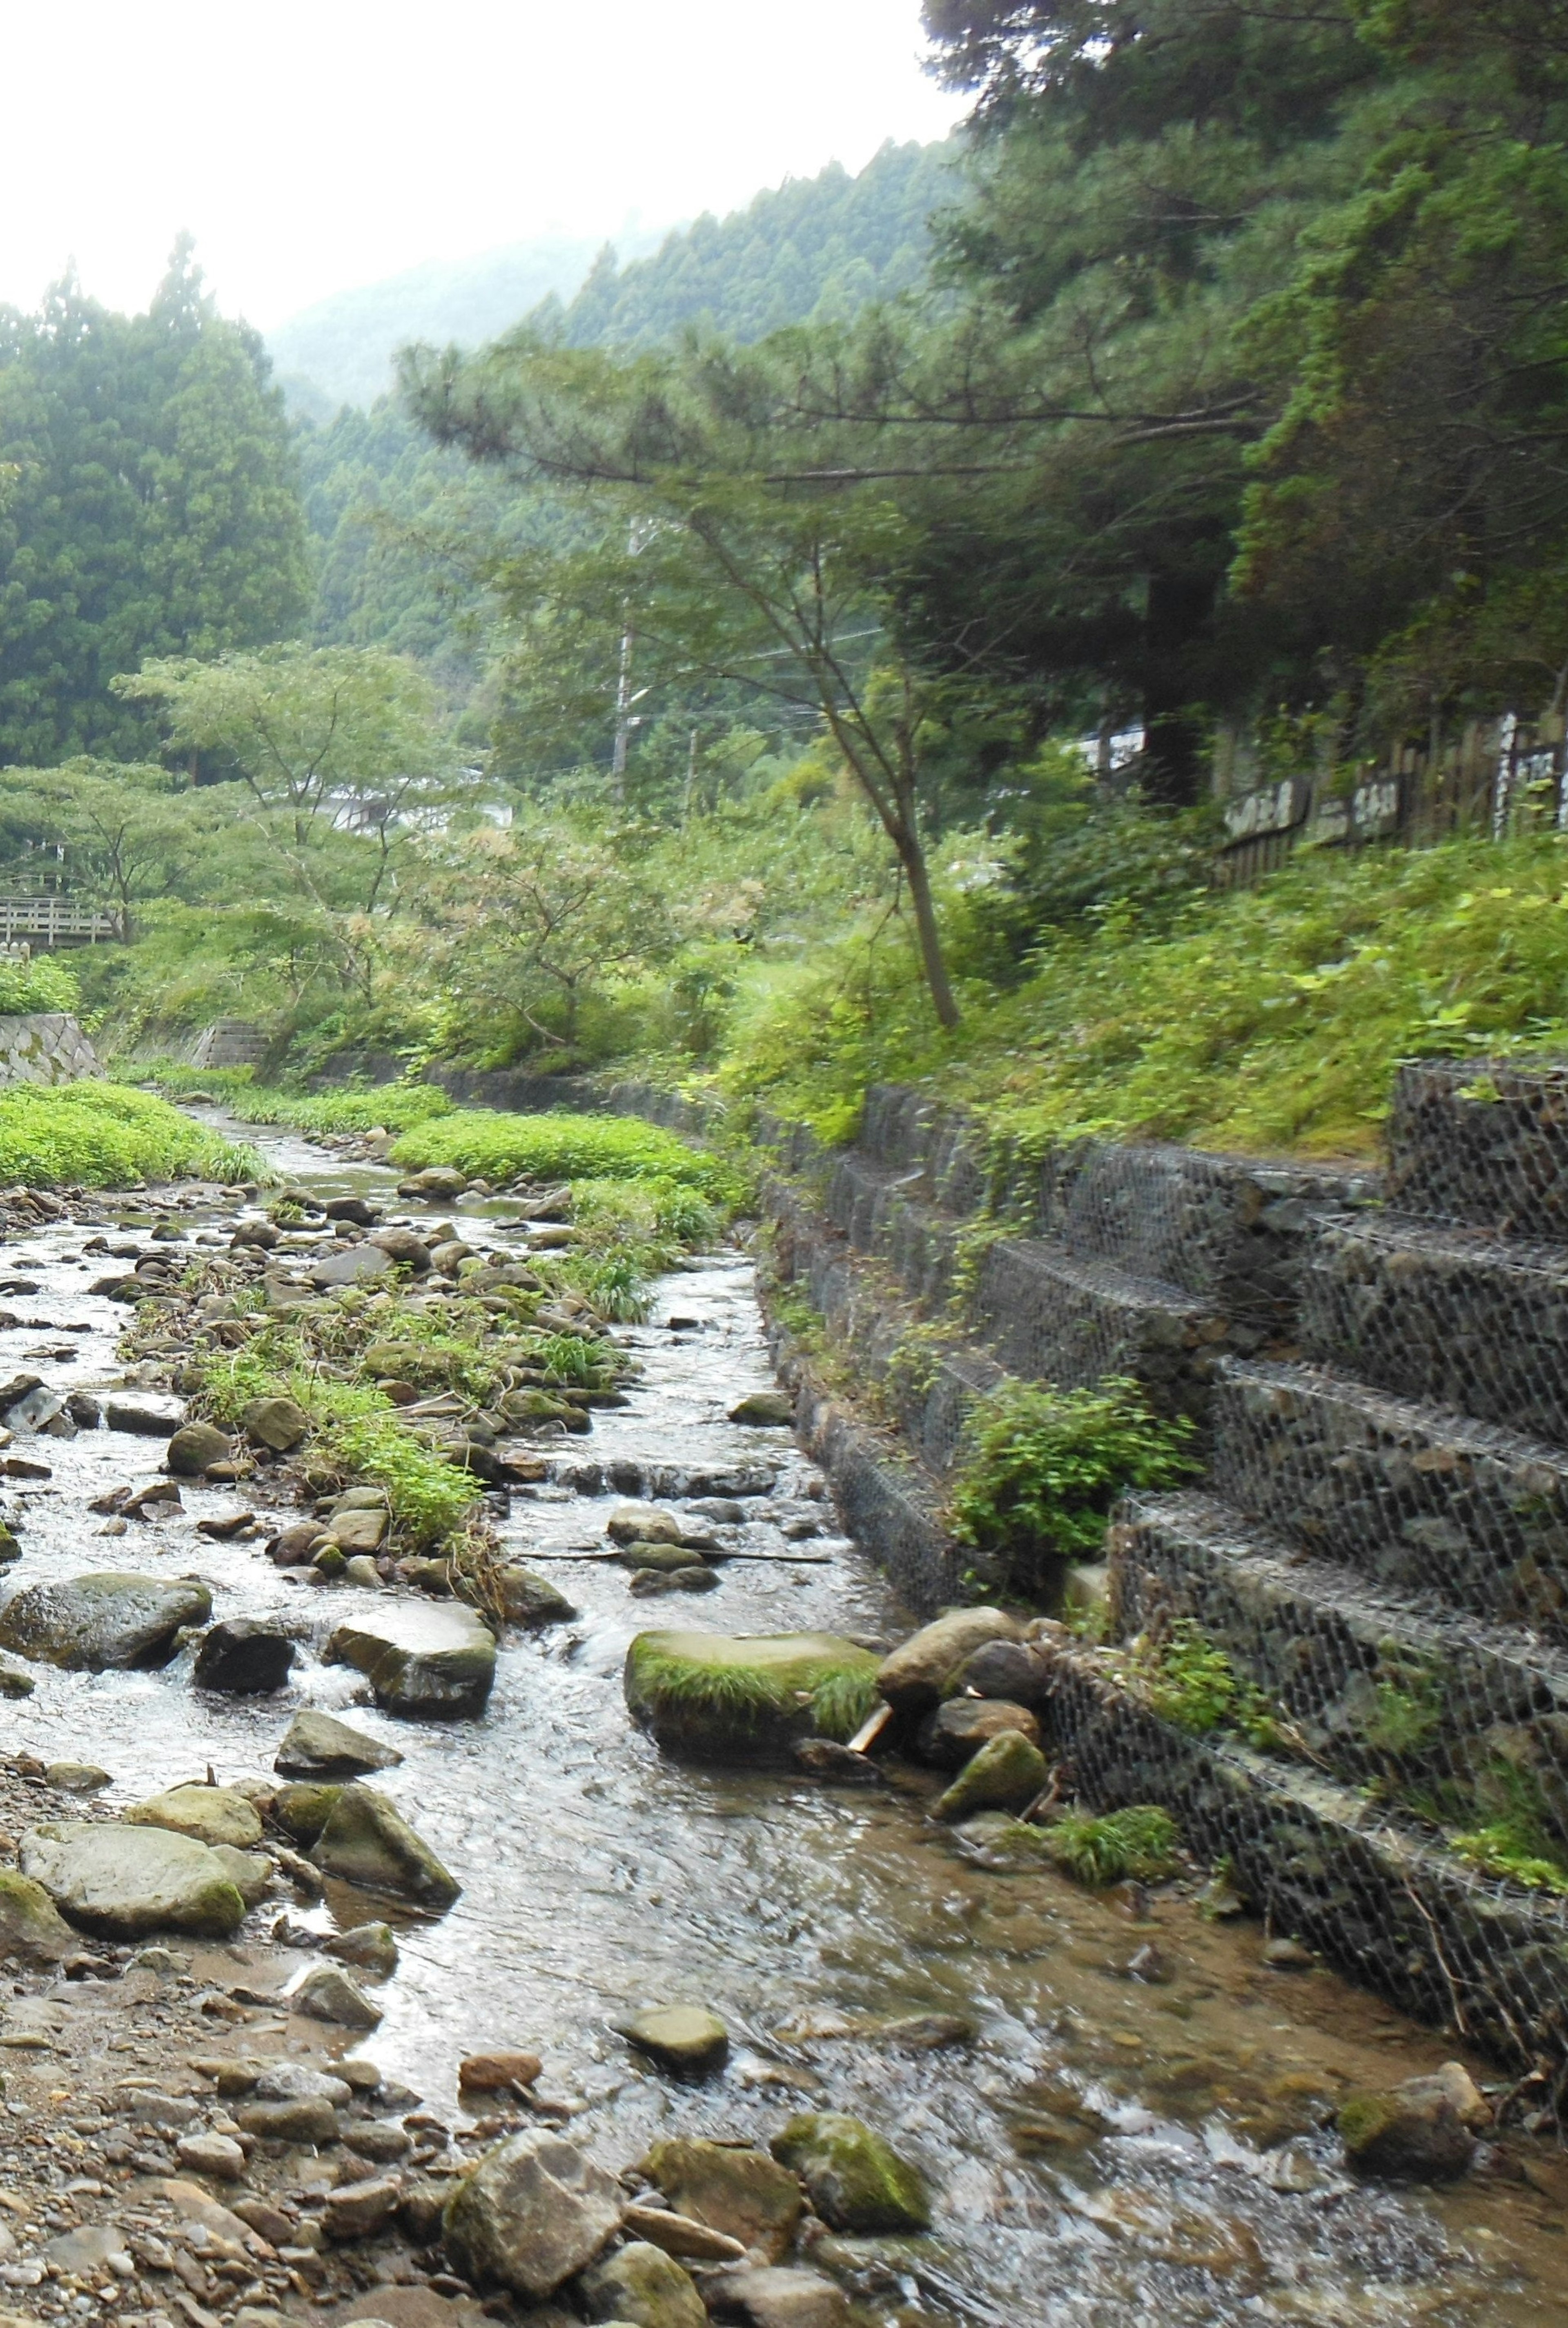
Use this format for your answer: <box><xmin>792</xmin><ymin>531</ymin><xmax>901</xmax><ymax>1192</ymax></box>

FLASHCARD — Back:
<box><xmin>6</xmin><ymin>1</ymin><xmax>965</xmax><ymax>330</ymax></box>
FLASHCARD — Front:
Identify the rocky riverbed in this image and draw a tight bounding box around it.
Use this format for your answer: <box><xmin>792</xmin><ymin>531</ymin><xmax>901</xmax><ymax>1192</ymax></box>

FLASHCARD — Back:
<box><xmin>0</xmin><ymin>1122</ymin><xmax>1556</xmax><ymax>2327</ymax></box>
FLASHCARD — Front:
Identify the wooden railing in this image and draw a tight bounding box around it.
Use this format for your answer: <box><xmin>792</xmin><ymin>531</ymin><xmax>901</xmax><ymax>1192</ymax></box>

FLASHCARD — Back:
<box><xmin>0</xmin><ymin>895</ymin><xmax>118</xmax><ymax>946</ymax></box>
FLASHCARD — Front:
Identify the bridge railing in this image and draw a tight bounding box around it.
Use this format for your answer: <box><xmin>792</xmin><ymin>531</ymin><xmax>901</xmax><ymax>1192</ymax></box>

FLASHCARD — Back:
<box><xmin>0</xmin><ymin>895</ymin><xmax>119</xmax><ymax>946</ymax></box>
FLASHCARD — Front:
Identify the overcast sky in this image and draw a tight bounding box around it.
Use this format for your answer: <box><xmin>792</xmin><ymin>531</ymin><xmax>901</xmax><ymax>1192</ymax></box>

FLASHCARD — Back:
<box><xmin>8</xmin><ymin>1</ymin><xmax>964</xmax><ymax>330</ymax></box>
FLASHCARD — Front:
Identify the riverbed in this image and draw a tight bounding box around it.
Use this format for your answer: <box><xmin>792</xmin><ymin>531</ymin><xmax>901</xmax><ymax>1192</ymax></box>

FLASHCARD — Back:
<box><xmin>0</xmin><ymin>1116</ymin><xmax>1562</xmax><ymax>2326</ymax></box>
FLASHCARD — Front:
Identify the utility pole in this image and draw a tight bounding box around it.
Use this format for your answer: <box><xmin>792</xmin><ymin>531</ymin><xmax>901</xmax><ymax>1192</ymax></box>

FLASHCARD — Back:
<box><xmin>611</xmin><ymin>626</ymin><xmax>635</xmax><ymax>798</ymax></box>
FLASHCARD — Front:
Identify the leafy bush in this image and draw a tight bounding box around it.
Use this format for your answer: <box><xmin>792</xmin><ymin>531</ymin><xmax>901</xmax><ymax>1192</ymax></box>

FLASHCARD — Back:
<box><xmin>950</xmin><ymin>1376</ymin><xmax>1198</xmax><ymax>1597</ymax></box>
<box><xmin>0</xmin><ymin>954</ymin><xmax>80</xmax><ymax>1015</ymax></box>
<box><xmin>0</xmin><ymin>1082</ymin><xmax>261</xmax><ymax>1188</ymax></box>
<box><xmin>1042</xmin><ymin>1804</ymin><xmax>1181</xmax><ymax>1885</ymax></box>
<box><xmin>314</xmin><ymin>1409</ymin><xmax>481</xmax><ymax>1553</ymax></box>
<box><xmin>390</xmin><ymin>1106</ymin><xmax>742</xmax><ymax>1200</ymax></box>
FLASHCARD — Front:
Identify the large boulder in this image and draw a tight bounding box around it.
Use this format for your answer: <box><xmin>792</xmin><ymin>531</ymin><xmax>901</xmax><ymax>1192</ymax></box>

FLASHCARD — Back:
<box><xmin>0</xmin><ymin>1573</ymin><xmax>212</xmax><ymax>1670</ymax></box>
<box><xmin>578</xmin><ymin>2240</ymin><xmax>706</xmax><ymax>2327</ymax></box>
<box><xmin>497</xmin><ymin>1566</ymin><xmax>578</xmax><ymax>1627</ymax></box>
<box><xmin>310</xmin><ymin>1784</ymin><xmax>461</xmax><ymax>1911</ymax></box>
<box><xmin>243</xmin><ymin>1395</ymin><xmax>311</xmax><ymax>1452</ymax></box>
<box><xmin>876</xmin><ymin>1609</ymin><xmax>1023</xmax><ymax>1719</ymax></box>
<box><xmin>274</xmin><ymin>1709</ymin><xmax>404</xmax><ymax>1780</ymax></box>
<box><xmin>325</xmin><ymin>1602</ymin><xmax>496</xmax><ymax>1720</ymax></box>
<box><xmin>638</xmin><ymin>2139</ymin><xmax>804</xmax><ymax>2264</ymax></box>
<box><xmin>194</xmin><ymin>1620</ymin><xmax>296</xmax><ymax>1695</ymax></box>
<box><xmin>20</xmin><ymin>1822</ymin><xmax>246</xmax><ymax>1939</ymax></box>
<box><xmin>441</xmin><ymin>2127</ymin><xmax>624</xmax><ymax>2299</ymax></box>
<box><xmin>920</xmin><ymin>1698</ymin><xmax>1040</xmax><ymax>1769</ymax></box>
<box><xmin>0</xmin><ymin>1869</ymin><xmax>78</xmax><ymax>1963</ymax></box>
<box><xmin>311</xmin><ymin>1247</ymin><xmax>393</xmax><ymax>1289</ymax></box>
<box><xmin>769</xmin><ymin>2114</ymin><xmax>930</xmax><ymax>2234</ymax></box>
<box><xmin>105</xmin><ymin>1394</ymin><xmax>185</xmax><ymax>1436</ymax></box>
<box><xmin>624</xmin><ymin>1632</ymin><xmax>880</xmax><ymax>1763</ymax></box>
<box><xmin>126</xmin><ymin>1786</ymin><xmax>264</xmax><ymax>1850</ymax></box>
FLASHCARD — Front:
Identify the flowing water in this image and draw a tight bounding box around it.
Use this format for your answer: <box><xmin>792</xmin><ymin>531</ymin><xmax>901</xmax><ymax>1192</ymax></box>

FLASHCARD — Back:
<box><xmin>0</xmin><ymin>1117</ymin><xmax>1564</xmax><ymax>2326</ymax></box>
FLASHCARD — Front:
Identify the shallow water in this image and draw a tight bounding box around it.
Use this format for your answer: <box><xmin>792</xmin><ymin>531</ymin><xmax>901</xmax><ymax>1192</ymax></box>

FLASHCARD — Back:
<box><xmin>0</xmin><ymin>1118</ymin><xmax>1563</xmax><ymax>2326</ymax></box>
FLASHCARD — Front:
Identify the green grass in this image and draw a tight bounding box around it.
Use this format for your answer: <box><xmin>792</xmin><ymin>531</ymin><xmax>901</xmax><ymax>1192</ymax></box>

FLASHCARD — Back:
<box><xmin>1042</xmin><ymin>1804</ymin><xmax>1181</xmax><ymax>1885</ymax></box>
<box><xmin>390</xmin><ymin>1108</ymin><xmax>744</xmax><ymax>1200</ymax></box>
<box><xmin>134</xmin><ymin>1061</ymin><xmax>454</xmax><ymax>1137</ymax></box>
<box><xmin>0</xmin><ymin>1082</ymin><xmax>262</xmax><ymax>1188</ymax></box>
<box><xmin>719</xmin><ymin>832</ymin><xmax>1568</xmax><ymax>1160</ymax></box>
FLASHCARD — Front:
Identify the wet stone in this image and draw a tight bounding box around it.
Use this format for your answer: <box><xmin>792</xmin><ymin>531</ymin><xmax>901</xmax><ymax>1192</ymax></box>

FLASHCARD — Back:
<box><xmin>638</xmin><ymin>2139</ymin><xmax>804</xmax><ymax>2264</ymax></box>
<box><xmin>310</xmin><ymin>1783</ymin><xmax>461</xmax><ymax>1909</ymax></box>
<box><xmin>577</xmin><ymin>2239</ymin><xmax>706</xmax><ymax>2327</ymax></box>
<box><xmin>325</xmin><ymin>1601</ymin><xmax>497</xmax><ymax>1720</ymax></box>
<box><xmin>292</xmin><ymin>1963</ymin><xmax>384</xmax><ymax>2029</ymax></box>
<box><xmin>167</xmin><ymin>1420</ymin><xmax>234</xmax><ymax>1476</ymax></box>
<box><xmin>769</xmin><ymin>2113</ymin><xmax>931</xmax><ymax>2234</ymax></box>
<box><xmin>194</xmin><ymin>1619</ymin><xmax>296</xmax><ymax>1695</ymax></box>
<box><xmin>126</xmin><ymin>1784</ymin><xmax>265</xmax><ymax>1849</ymax></box>
<box><xmin>20</xmin><ymin>1820</ymin><xmax>247</xmax><ymax>1938</ymax></box>
<box><xmin>0</xmin><ymin>1571</ymin><xmax>212</xmax><ymax>1669</ymax></box>
<box><xmin>919</xmin><ymin>1697</ymin><xmax>1041</xmax><ymax>1769</ymax></box>
<box><xmin>439</xmin><ymin>2127</ymin><xmax>625</xmax><ymax>2299</ymax></box>
<box><xmin>618</xmin><ymin>2006</ymin><xmax>729</xmax><ymax>2076</ymax></box>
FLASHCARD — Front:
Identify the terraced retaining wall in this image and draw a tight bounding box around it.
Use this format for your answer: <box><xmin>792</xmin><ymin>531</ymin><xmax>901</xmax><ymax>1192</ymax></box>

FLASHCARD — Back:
<box><xmin>550</xmin><ymin>1062</ymin><xmax>1568</xmax><ymax>2106</ymax></box>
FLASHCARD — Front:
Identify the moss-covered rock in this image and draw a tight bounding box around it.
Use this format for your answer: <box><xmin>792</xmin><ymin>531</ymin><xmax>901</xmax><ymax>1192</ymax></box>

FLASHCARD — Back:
<box><xmin>0</xmin><ymin>1869</ymin><xmax>77</xmax><ymax>1962</ymax></box>
<box><xmin>310</xmin><ymin>1783</ymin><xmax>460</xmax><ymax>1911</ymax></box>
<box><xmin>769</xmin><ymin>2112</ymin><xmax>931</xmax><ymax>2233</ymax></box>
<box><xmin>578</xmin><ymin>2239</ymin><xmax>706</xmax><ymax>2326</ymax></box>
<box><xmin>624</xmin><ymin>1631</ymin><xmax>880</xmax><ymax>1763</ymax></box>
<box><xmin>1338</xmin><ymin>2071</ymin><xmax>1480</xmax><ymax>2181</ymax></box>
<box><xmin>933</xmin><ymin>1730</ymin><xmax>1048</xmax><ymax>1820</ymax></box>
<box><xmin>20</xmin><ymin>1821</ymin><xmax>246</xmax><ymax>1940</ymax></box>
<box><xmin>272</xmin><ymin>1782</ymin><xmax>343</xmax><ymax>1846</ymax></box>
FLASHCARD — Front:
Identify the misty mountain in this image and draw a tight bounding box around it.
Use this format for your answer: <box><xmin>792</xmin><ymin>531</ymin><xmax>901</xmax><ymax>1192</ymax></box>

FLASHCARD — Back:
<box><xmin>268</xmin><ymin>229</ymin><xmax>669</xmax><ymax>413</ymax></box>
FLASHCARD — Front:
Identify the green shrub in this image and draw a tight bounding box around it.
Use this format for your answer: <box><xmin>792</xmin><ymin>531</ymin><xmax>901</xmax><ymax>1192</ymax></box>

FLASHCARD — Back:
<box><xmin>389</xmin><ymin>1108</ymin><xmax>743</xmax><ymax>1200</ymax></box>
<box><xmin>1135</xmin><ymin>1619</ymin><xmax>1281</xmax><ymax>1748</ymax></box>
<box><xmin>950</xmin><ymin>1376</ymin><xmax>1198</xmax><ymax>1597</ymax></box>
<box><xmin>314</xmin><ymin>1409</ymin><xmax>481</xmax><ymax>1553</ymax></box>
<box><xmin>1042</xmin><ymin>1804</ymin><xmax>1181</xmax><ymax>1885</ymax></box>
<box><xmin>0</xmin><ymin>955</ymin><xmax>79</xmax><ymax>1015</ymax></box>
<box><xmin>0</xmin><ymin>1082</ymin><xmax>261</xmax><ymax>1188</ymax></box>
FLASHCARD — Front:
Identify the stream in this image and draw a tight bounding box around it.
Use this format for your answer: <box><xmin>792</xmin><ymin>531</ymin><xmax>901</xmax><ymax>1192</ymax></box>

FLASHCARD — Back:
<box><xmin>0</xmin><ymin>1114</ymin><xmax>1562</xmax><ymax>2326</ymax></box>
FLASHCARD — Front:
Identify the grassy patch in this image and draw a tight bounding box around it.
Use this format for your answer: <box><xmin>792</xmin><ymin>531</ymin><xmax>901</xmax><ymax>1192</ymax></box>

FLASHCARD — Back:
<box><xmin>0</xmin><ymin>1083</ymin><xmax>261</xmax><ymax>1188</ymax></box>
<box><xmin>390</xmin><ymin>1107</ymin><xmax>744</xmax><ymax>1201</ymax></box>
<box><xmin>625</xmin><ymin>1630</ymin><xmax>883</xmax><ymax>1751</ymax></box>
<box><xmin>950</xmin><ymin>1377</ymin><xmax>1198</xmax><ymax>1598</ymax></box>
<box><xmin>1042</xmin><ymin>1804</ymin><xmax>1181</xmax><ymax>1885</ymax></box>
<box><xmin>134</xmin><ymin>1061</ymin><xmax>454</xmax><ymax>1137</ymax></box>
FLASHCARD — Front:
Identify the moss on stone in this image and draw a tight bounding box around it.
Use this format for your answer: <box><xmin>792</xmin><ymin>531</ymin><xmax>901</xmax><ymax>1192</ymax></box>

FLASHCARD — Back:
<box><xmin>625</xmin><ymin>1631</ymin><xmax>881</xmax><ymax>1762</ymax></box>
<box><xmin>769</xmin><ymin>2111</ymin><xmax>931</xmax><ymax>2233</ymax></box>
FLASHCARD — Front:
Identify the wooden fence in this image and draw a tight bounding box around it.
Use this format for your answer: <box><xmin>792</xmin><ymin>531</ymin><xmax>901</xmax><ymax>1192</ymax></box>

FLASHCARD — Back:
<box><xmin>1214</xmin><ymin>714</ymin><xmax>1568</xmax><ymax>888</ymax></box>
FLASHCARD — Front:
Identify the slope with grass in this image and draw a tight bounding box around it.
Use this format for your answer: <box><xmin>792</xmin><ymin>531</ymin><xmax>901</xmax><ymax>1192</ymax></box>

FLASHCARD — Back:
<box><xmin>716</xmin><ymin>835</ymin><xmax>1568</xmax><ymax>1161</ymax></box>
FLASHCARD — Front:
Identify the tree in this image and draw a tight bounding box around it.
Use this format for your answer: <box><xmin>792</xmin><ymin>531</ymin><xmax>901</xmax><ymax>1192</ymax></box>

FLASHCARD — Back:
<box><xmin>115</xmin><ymin>643</ymin><xmax>470</xmax><ymax>912</ymax></box>
<box><xmin>0</xmin><ymin>760</ymin><xmax>212</xmax><ymax>937</ymax></box>
<box><xmin>404</xmin><ymin>332</ymin><xmax>968</xmax><ymax>1026</ymax></box>
<box><xmin>409</xmin><ymin>813</ymin><xmax>677</xmax><ymax>1057</ymax></box>
<box><xmin>0</xmin><ymin>242</ymin><xmax>308</xmax><ymax>764</ymax></box>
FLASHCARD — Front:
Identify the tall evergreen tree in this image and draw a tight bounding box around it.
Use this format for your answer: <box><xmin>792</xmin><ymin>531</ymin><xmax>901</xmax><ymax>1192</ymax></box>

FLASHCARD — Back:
<box><xmin>0</xmin><ymin>240</ymin><xmax>308</xmax><ymax>764</ymax></box>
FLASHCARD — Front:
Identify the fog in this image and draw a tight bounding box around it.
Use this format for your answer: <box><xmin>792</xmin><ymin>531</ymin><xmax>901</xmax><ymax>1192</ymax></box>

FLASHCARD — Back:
<box><xmin>9</xmin><ymin>0</ymin><xmax>962</xmax><ymax>326</ymax></box>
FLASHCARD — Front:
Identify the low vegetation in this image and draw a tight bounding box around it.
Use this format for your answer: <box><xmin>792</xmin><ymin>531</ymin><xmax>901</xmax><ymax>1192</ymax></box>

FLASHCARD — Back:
<box><xmin>388</xmin><ymin>1108</ymin><xmax>744</xmax><ymax>1202</ymax></box>
<box><xmin>949</xmin><ymin>1378</ymin><xmax>1198</xmax><ymax>1599</ymax></box>
<box><xmin>1041</xmin><ymin>1805</ymin><xmax>1181</xmax><ymax>1887</ymax></box>
<box><xmin>0</xmin><ymin>1083</ymin><xmax>260</xmax><ymax>1189</ymax></box>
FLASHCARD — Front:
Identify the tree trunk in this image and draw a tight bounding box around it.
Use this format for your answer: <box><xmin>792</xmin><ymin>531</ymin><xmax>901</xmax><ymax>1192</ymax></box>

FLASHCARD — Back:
<box><xmin>896</xmin><ymin>827</ymin><xmax>961</xmax><ymax>1031</ymax></box>
<box><xmin>1143</xmin><ymin>566</ymin><xmax>1216</xmax><ymax>809</ymax></box>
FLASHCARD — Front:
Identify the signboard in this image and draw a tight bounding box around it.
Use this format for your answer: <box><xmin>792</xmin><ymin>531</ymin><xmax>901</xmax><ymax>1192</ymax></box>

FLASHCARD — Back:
<box><xmin>1222</xmin><ymin>777</ymin><xmax>1309</xmax><ymax>844</ymax></box>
